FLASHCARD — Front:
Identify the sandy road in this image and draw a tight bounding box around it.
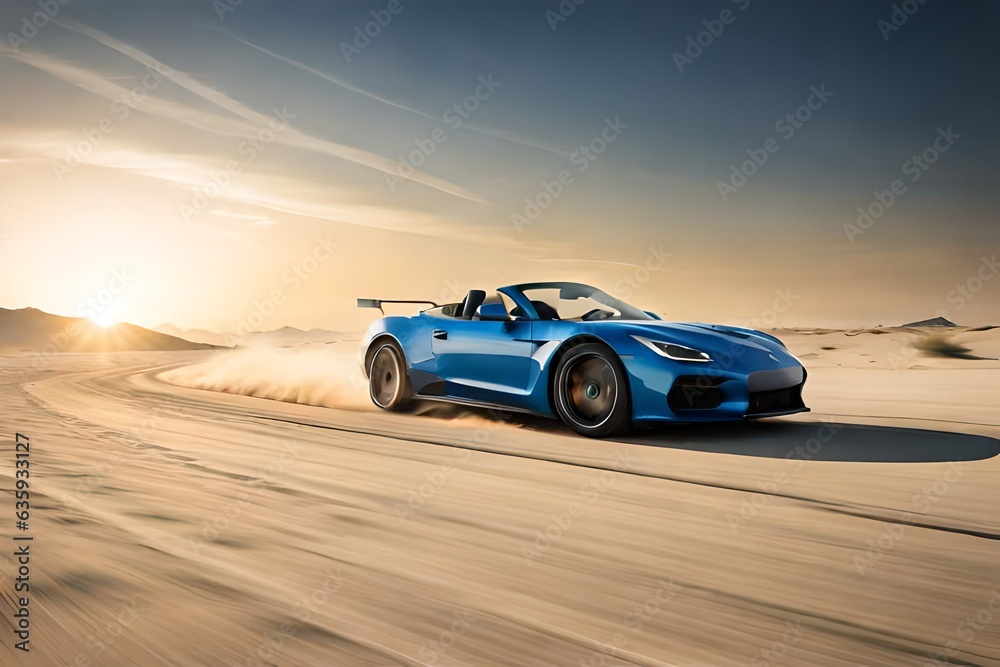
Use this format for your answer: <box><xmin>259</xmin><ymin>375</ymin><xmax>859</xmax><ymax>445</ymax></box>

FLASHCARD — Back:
<box><xmin>1</xmin><ymin>350</ymin><xmax>999</xmax><ymax>666</ymax></box>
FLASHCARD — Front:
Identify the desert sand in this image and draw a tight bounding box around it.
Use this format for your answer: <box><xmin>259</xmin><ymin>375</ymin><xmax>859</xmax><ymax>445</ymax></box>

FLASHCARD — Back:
<box><xmin>1</xmin><ymin>327</ymin><xmax>998</xmax><ymax>666</ymax></box>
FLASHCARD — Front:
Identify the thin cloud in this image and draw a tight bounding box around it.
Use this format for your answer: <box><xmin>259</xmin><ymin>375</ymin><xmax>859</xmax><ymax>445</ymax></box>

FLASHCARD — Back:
<box><xmin>223</xmin><ymin>32</ymin><xmax>441</xmax><ymax>123</ymax></box>
<box><xmin>524</xmin><ymin>257</ymin><xmax>652</xmax><ymax>269</ymax></box>
<box><xmin>52</xmin><ymin>146</ymin><xmax>455</xmax><ymax>234</ymax></box>
<box><xmin>51</xmin><ymin>18</ymin><xmax>490</xmax><ymax>203</ymax></box>
<box><xmin>210</xmin><ymin>210</ymin><xmax>279</xmax><ymax>226</ymax></box>
<box><xmin>223</xmin><ymin>32</ymin><xmax>570</xmax><ymax>157</ymax></box>
<box><xmin>463</xmin><ymin>124</ymin><xmax>572</xmax><ymax>157</ymax></box>
<box><xmin>1</xmin><ymin>47</ymin><xmax>263</xmax><ymax>140</ymax></box>
<box><xmin>0</xmin><ymin>133</ymin><xmax>435</xmax><ymax>237</ymax></box>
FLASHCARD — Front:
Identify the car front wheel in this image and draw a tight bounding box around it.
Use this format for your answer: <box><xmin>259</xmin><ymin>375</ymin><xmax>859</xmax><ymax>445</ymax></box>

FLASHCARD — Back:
<box><xmin>553</xmin><ymin>343</ymin><xmax>630</xmax><ymax>438</ymax></box>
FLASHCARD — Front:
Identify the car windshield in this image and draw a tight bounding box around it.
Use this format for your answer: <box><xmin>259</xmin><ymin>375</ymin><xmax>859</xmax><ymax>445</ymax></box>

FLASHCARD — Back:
<box><xmin>513</xmin><ymin>283</ymin><xmax>654</xmax><ymax>321</ymax></box>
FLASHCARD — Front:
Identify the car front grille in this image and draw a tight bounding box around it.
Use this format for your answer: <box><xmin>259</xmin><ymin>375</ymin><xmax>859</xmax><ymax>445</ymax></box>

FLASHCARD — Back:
<box><xmin>747</xmin><ymin>384</ymin><xmax>805</xmax><ymax>415</ymax></box>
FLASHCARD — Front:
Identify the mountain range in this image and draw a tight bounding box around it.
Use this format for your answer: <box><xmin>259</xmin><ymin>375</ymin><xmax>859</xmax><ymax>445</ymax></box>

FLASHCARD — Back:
<box><xmin>0</xmin><ymin>307</ymin><xmax>218</xmax><ymax>354</ymax></box>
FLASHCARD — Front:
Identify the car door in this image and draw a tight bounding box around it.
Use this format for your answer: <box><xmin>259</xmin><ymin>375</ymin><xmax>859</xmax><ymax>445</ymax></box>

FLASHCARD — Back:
<box><xmin>431</xmin><ymin>318</ymin><xmax>532</xmax><ymax>401</ymax></box>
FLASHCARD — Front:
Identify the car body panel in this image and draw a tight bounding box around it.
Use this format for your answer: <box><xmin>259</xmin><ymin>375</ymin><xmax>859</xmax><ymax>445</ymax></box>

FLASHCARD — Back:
<box><xmin>431</xmin><ymin>319</ymin><xmax>533</xmax><ymax>401</ymax></box>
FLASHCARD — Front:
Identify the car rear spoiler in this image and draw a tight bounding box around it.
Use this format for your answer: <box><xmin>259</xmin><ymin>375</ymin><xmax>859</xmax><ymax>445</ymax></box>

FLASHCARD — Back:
<box><xmin>357</xmin><ymin>298</ymin><xmax>439</xmax><ymax>315</ymax></box>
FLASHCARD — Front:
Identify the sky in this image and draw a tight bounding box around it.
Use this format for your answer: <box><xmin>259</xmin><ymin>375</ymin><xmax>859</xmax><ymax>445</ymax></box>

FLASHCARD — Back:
<box><xmin>1</xmin><ymin>0</ymin><xmax>998</xmax><ymax>332</ymax></box>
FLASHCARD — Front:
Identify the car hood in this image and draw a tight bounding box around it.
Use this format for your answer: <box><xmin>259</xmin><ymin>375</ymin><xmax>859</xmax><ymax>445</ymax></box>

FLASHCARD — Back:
<box><xmin>603</xmin><ymin>320</ymin><xmax>799</xmax><ymax>372</ymax></box>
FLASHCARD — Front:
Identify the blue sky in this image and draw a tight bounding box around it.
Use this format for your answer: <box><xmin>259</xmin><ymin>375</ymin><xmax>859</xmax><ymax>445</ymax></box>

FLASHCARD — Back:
<box><xmin>0</xmin><ymin>0</ymin><xmax>997</xmax><ymax>330</ymax></box>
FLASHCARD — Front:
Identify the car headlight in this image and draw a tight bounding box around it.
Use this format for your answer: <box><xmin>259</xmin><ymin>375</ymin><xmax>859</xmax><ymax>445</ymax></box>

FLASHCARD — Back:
<box><xmin>631</xmin><ymin>335</ymin><xmax>712</xmax><ymax>362</ymax></box>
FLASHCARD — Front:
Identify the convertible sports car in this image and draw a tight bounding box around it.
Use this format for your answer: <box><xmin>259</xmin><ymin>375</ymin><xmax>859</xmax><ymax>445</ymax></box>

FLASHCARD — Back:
<box><xmin>358</xmin><ymin>282</ymin><xmax>808</xmax><ymax>437</ymax></box>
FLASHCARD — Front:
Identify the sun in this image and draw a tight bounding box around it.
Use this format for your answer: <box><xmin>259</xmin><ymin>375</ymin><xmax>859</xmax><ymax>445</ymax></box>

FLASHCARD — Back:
<box><xmin>89</xmin><ymin>312</ymin><xmax>121</xmax><ymax>328</ymax></box>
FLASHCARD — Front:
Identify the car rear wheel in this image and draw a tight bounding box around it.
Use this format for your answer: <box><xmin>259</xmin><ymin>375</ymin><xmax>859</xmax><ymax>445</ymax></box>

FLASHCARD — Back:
<box><xmin>368</xmin><ymin>341</ymin><xmax>411</xmax><ymax>411</ymax></box>
<box><xmin>553</xmin><ymin>343</ymin><xmax>630</xmax><ymax>438</ymax></box>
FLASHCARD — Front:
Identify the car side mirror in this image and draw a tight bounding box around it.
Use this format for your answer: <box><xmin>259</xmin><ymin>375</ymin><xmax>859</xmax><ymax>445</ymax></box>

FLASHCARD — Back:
<box><xmin>476</xmin><ymin>303</ymin><xmax>509</xmax><ymax>321</ymax></box>
<box><xmin>643</xmin><ymin>310</ymin><xmax>662</xmax><ymax>320</ymax></box>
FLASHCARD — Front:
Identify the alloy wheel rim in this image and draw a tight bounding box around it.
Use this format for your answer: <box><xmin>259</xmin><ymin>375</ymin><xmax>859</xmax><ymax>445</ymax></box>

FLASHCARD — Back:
<box><xmin>370</xmin><ymin>346</ymin><xmax>401</xmax><ymax>407</ymax></box>
<box><xmin>562</xmin><ymin>354</ymin><xmax>617</xmax><ymax>427</ymax></box>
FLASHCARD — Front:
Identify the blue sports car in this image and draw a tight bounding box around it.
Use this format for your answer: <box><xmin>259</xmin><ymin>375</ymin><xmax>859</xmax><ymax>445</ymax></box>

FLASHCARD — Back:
<box><xmin>358</xmin><ymin>282</ymin><xmax>808</xmax><ymax>437</ymax></box>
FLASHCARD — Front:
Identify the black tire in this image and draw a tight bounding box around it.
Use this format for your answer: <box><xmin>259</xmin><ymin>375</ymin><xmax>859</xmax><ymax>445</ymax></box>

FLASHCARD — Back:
<box><xmin>553</xmin><ymin>343</ymin><xmax>630</xmax><ymax>438</ymax></box>
<box><xmin>367</xmin><ymin>340</ymin><xmax>411</xmax><ymax>411</ymax></box>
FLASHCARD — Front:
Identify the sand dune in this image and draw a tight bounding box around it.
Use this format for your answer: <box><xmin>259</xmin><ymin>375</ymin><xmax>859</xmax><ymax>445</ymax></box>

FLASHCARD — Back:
<box><xmin>0</xmin><ymin>329</ymin><xmax>998</xmax><ymax>665</ymax></box>
<box><xmin>153</xmin><ymin>323</ymin><xmax>350</xmax><ymax>348</ymax></box>
<box><xmin>0</xmin><ymin>307</ymin><xmax>216</xmax><ymax>354</ymax></box>
<box><xmin>778</xmin><ymin>325</ymin><xmax>1000</xmax><ymax>369</ymax></box>
<box><xmin>152</xmin><ymin>323</ymin><xmax>233</xmax><ymax>347</ymax></box>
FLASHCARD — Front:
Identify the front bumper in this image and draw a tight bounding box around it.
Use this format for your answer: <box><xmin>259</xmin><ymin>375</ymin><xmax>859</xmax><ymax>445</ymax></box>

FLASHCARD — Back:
<box><xmin>744</xmin><ymin>366</ymin><xmax>808</xmax><ymax>418</ymax></box>
<box><xmin>627</xmin><ymin>360</ymin><xmax>809</xmax><ymax>424</ymax></box>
